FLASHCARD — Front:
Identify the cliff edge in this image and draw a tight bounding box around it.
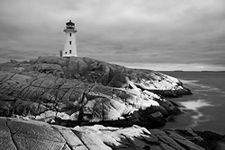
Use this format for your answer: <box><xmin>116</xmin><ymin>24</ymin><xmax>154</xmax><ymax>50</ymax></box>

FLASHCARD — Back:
<box><xmin>0</xmin><ymin>56</ymin><xmax>191</xmax><ymax>127</ymax></box>
<box><xmin>0</xmin><ymin>56</ymin><xmax>224</xmax><ymax>150</ymax></box>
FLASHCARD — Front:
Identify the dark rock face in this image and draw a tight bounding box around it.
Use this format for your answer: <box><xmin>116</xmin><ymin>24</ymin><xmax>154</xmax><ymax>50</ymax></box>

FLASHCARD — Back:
<box><xmin>0</xmin><ymin>56</ymin><xmax>191</xmax><ymax>95</ymax></box>
<box><xmin>0</xmin><ymin>56</ymin><xmax>191</xmax><ymax>127</ymax></box>
<box><xmin>0</xmin><ymin>117</ymin><xmax>224</xmax><ymax>150</ymax></box>
<box><xmin>0</xmin><ymin>56</ymin><xmax>224</xmax><ymax>150</ymax></box>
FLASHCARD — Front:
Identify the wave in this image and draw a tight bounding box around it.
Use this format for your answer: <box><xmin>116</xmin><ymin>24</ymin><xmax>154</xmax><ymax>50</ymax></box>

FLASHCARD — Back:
<box><xmin>179</xmin><ymin>99</ymin><xmax>212</xmax><ymax>111</ymax></box>
<box><xmin>179</xmin><ymin>99</ymin><xmax>213</xmax><ymax>127</ymax></box>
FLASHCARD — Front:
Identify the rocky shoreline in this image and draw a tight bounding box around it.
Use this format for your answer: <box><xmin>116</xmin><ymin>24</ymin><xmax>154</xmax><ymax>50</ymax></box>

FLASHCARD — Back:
<box><xmin>1</xmin><ymin>117</ymin><xmax>224</xmax><ymax>150</ymax></box>
<box><xmin>0</xmin><ymin>56</ymin><xmax>224</xmax><ymax>150</ymax></box>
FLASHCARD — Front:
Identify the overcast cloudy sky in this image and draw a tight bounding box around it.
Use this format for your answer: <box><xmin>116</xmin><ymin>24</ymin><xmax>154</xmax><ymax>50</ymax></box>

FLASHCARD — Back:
<box><xmin>0</xmin><ymin>0</ymin><xmax>225</xmax><ymax>71</ymax></box>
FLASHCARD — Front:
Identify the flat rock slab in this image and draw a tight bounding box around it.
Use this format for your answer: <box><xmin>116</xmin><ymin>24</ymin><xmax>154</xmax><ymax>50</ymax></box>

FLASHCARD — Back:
<box><xmin>0</xmin><ymin>117</ymin><xmax>224</xmax><ymax>150</ymax></box>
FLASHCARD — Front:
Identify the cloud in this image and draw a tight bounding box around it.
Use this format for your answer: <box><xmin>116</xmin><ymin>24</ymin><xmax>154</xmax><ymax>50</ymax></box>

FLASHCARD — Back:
<box><xmin>0</xmin><ymin>0</ymin><xmax>225</xmax><ymax>70</ymax></box>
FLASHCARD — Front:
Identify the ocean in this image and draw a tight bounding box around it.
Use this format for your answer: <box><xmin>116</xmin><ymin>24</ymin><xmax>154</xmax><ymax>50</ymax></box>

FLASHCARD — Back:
<box><xmin>162</xmin><ymin>71</ymin><xmax>225</xmax><ymax>134</ymax></box>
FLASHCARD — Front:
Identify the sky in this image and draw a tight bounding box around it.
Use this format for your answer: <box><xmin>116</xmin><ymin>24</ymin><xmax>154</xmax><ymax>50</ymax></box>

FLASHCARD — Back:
<box><xmin>0</xmin><ymin>0</ymin><xmax>225</xmax><ymax>71</ymax></box>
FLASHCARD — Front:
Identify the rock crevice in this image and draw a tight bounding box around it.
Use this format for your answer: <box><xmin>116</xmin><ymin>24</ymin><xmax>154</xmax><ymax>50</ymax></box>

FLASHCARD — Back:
<box><xmin>0</xmin><ymin>56</ymin><xmax>224</xmax><ymax>150</ymax></box>
<box><xmin>1</xmin><ymin>117</ymin><xmax>221</xmax><ymax>150</ymax></box>
<box><xmin>0</xmin><ymin>56</ymin><xmax>192</xmax><ymax>127</ymax></box>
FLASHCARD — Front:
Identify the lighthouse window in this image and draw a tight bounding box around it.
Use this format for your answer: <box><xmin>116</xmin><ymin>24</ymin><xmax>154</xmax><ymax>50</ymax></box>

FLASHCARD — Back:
<box><xmin>69</xmin><ymin>50</ymin><xmax>72</xmax><ymax>54</ymax></box>
<box><xmin>70</xmin><ymin>33</ymin><xmax>72</xmax><ymax>36</ymax></box>
<box><xmin>69</xmin><ymin>41</ymin><xmax>72</xmax><ymax>45</ymax></box>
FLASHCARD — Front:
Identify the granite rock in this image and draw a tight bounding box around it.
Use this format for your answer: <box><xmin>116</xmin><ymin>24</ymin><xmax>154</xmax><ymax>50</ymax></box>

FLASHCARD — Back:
<box><xmin>0</xmin><ymin>56</ymin><xmax>190</xmax><ymax>127</ymax></box>
<box><xmin>0</xmin><ymin>117</ymin><xmax>224</xmax><ymax>150</ymax></box>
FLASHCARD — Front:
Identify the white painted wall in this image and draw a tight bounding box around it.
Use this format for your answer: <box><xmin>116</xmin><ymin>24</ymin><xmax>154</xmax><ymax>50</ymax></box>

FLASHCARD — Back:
<box><xmin>63</xmin><ymin>30</ymin><xmax>77</xmax><ymax>57</ymax></box>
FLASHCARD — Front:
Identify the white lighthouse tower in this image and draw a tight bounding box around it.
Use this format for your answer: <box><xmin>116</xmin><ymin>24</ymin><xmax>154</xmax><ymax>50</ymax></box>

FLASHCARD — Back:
<box><xmin>62</xmin><ymin>20</ymin><xmax>77</xmax><ymax>57</ymax></box>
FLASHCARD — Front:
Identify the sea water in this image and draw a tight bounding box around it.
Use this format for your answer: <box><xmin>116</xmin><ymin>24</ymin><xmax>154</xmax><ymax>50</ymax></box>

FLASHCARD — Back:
<box><xmin>162</xmin><ymin>71</ymin><xmax>225</xmax><ymax>134</ymax></box>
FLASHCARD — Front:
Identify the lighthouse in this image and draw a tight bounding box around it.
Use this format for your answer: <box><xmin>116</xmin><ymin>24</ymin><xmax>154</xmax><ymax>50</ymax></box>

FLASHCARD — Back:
<box><xmin>62</xmin><ymin>20</ymin><xmax>77</xmax><ymax>57</ymax></box>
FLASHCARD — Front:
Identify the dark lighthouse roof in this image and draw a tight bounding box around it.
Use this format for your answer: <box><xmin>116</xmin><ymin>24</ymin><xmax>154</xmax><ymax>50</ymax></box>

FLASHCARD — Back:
<box><xmin>66</xmin><ymin>20</ymin><xmax>75</xmax><ymax>26</ymax></box>
<box><xmin>64</xmin><ymin>20</ymin><xmax>77</xmax><ymax>32</ymax></box>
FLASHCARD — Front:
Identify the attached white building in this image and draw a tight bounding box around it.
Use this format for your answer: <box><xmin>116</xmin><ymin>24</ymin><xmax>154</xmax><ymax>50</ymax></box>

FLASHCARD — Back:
<box><xmin>61</xmin><ymin>20</ymin><xmax>77</xmax><ymax>57</ymax></box>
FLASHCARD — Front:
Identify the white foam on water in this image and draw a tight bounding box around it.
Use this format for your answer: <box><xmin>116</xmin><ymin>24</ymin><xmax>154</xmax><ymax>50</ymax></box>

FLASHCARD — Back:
<box><xmin>178</xmin><ymin>78</ymin><xmax>225</xmax><ymax>129</ymax></box>
<box><xmin>181</xmin><ymin>79</ymin><xmax>209</xmax><ymax>89</ymax></box>
<box><xmin>179</xmin><ymin>99</ymin><xmax>212</xmax><ymax>111</ymax></box>
<box><xmin>191</xmin><ymin>113</ymin><xmax>210</xmax><ymax>128</ymax></box>
<box><xmin>180</xmin><ymin>79</ymin><xmax>204</xmax><ymax>88</ymax></box>
<box><xmin>179</xmin><ymin>99</ymin><xmax>213</xmax><ymax>127</ymax></box>
<box><xmin>180</xmin><ymin>79</ymin><xmax>199</xmax><ymax>84</ymax></box>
